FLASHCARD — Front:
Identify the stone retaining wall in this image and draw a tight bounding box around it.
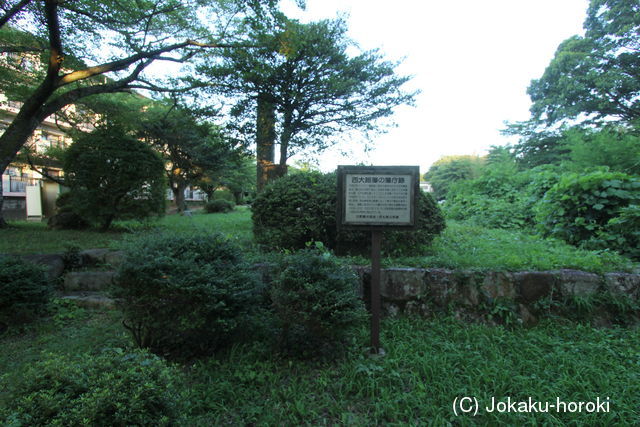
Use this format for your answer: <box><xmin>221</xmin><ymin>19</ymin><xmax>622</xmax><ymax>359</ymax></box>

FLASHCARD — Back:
<box><xmin>9</xmin><ymin>249</ymin><xmax>640</xmax><ymax>326</ymax></box>
<box><xmin>352</xmin><ymin>267</ymin><xmax>640</xmax><ymax>326</ymax></box>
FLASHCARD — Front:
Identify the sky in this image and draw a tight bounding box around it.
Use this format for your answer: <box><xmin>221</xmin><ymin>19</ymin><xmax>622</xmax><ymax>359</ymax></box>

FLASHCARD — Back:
<box><xmin>279</xmin><ymin>0</ymin><xmax>589</xmax><ymax>174</ymax></box>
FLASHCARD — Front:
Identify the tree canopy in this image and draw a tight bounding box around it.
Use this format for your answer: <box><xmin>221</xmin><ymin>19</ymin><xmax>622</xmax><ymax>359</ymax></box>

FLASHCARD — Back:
<box><xmin>140</xmin><ymin>101</ymin><xmax>239</xmax><ymax>212</ymax></box>
<box><xmin>527</xmin><ymin>0</ymin><xmax>640</xmax><ymax>126</ymax></box>
<box><xmin>196</xmin><ymin>16</ymin><xmax>417</xmax><ymax>189</ymax></box>
<box><xmin>0</xmin><ymin>0</ymin><xmax>280</xmax><ymax>226</ymax></box>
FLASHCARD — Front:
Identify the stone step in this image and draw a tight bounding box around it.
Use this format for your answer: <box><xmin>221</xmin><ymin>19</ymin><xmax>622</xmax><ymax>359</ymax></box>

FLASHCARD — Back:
<box><xmin>63</xmin><ymin>271</ymin><xmax>117</xmax><ymax>292</ymax></box>
<box><xmin>59</xmin><ymin>292</ymin><xmax>115</xmax><ymax>310</ymax></box>
<box><xmin>79</xmin><ymin>249</ymin><xmax>124</xmax><ymax>268</ymax></box>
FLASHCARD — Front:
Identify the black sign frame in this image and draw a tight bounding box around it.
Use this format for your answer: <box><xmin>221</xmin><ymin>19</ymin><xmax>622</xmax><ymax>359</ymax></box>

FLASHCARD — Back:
<box><xmin>337</xmin><ymin>165</ymin><xmax>420</xmax><ymax>231</ymax></box>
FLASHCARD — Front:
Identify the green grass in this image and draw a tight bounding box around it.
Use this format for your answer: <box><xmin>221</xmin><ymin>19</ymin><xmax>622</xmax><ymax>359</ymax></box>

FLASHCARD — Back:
<box><xmin>384</xmin><ymin>221</ymin><xmax>638</xmax><ymax>274</ymax></box>
<box><xmin>1</xmin><ymin>209</ymin><xmax>637</xmax><ymax>273</ymax></box>
<box><xmin>0</xmin><ymin>206</ymin><xmax>254</xmax><ymax>255</ymax></box>
<box><xmin>2</xmin><ymin>306</ymin><xmax>638</xmax><ymax>425</ymax></box>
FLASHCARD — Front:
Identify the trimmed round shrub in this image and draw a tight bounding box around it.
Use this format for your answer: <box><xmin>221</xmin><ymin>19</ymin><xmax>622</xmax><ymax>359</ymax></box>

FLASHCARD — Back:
<box><xmin>1</xmin><ymin>349</ymin><xmax>183</xmax><ymax>425</ymax></box>
<box><xmin>270</xmin><ymin>249</ymin><xmax>366</xmax><ymax>358</ymax></box>
<box><xmin>111</xmin><ymin>232</ymin><xmax>261</xmax><ymax>359</ymax></box>
<box><xmin>204</xmin><ymin>198</ymin><xmax>235</xmax><ymax>213</ymax></box>
<box><xmin>64</xmin><ymin>124</ymin><xmax>166</xmax><ymax>230</ymax></box>
<box><xmin>252</xmin><ymin>171</ymin><xmax>446</xmax><ymax>255</ymax></box>
<box><xmin>0</xmin><ymin>256</ymin><xmax>52</xmax><ymax>330</ymax></box>
<box><xmin>536</xmin><ymin>171</ymin><xmax>640</xmax><ymax>247</ymax></box>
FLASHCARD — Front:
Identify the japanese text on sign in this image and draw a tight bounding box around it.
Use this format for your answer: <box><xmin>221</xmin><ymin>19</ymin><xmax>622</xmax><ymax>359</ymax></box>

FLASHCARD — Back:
<box><xmin>344</xmin><ymin>174</ymin><xmax>412</xmax><ymax>224</ymax></box>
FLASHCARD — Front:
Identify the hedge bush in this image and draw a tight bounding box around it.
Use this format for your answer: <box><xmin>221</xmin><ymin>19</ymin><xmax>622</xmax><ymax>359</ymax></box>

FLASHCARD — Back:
<box><xmin>252</xmin><ymin>172</ymin><xmax>445</xmax><ymax>255</ymax></box>
<box><xmin>112</xmin><ymin>232</ymin><xmax>261</xmax><ymax>359</ymax></box>
<box><xmin>204</xmin><ymin>198</ymin><xmax>235</xmax><ymax>213</ymax></box>
<box><xmin>536</xmin><ymin>171</ymin><xmax>640</xmax><ymax>251</ymax></box>
<box><xmin>0</xmin><ymin>257</ymin><xmax>52</xmax><ymax>331</ymax></box>
<box><xmin>269</xmin><ymin>249</ymin><xmax>366</xmax><ymax>358</ymax></box>
<box><xmin>1</xmin><ymin>349</ymin><xmax>183</xmax><ymax>426</ymax></box>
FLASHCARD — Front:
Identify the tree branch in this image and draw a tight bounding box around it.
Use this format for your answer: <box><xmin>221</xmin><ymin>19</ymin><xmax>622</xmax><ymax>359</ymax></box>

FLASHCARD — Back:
<box><xmin>25</xmin><ymin>153</ymin><xmax>66</xmax><ymax>186</ymax></box>
<box><xmin>40</xmin><ymin>60</ymin><xmax>151</xmax><ymax>120</ymax></box>
<box><xmin>56</xmin><ymin>40</ymin><xmax>254</xmax><ymax>88</ymax></box>
<box><xmin>0</xmin><ymin>45</ymin><xmax>45</xmax><ymax>53</ymax></box>
<box><xmin>0</xmin><ymin>0</ymin><xmax>32</xmax><ymax>28</ymax></box>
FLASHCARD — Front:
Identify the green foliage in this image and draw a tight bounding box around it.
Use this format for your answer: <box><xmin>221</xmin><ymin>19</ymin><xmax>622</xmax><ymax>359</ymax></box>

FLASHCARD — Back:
<box><xmin>204</xmin><ymin>198</ymin><xmax>235</xmax><ymax>213</ymax></box>
<box><xmin>528</xmin><ymin>1</ymin><xmax>640</xmax><ymax>126</ymax></box>
<box><xmin>63</xmin><ymin>124</ymin><xmax>166</xmax><ymax>230</ymax></box>
<box><xmin>47</xmin><ymin>192</ymin><xmax>89</xmax><ymax>230</ymax></box>
<box><xmin>269</xmin><ymin>249</ymin><xmax>366</xmax><ymax>358</ymax></box>
<box><xmin>392</xmin><ymin>221</ymin><xmax>636</xmax><ymax>274</ymax></box>
<box><xmin>252</xmin><ymin>172</ymin><xmax>336</xmax><ymax>250</ymax></box>
<box><xmin>112</xmin><ymin>232</ymin><xmax>261</xmax><ymax>359</ymax></box>
<box><xmin>2</xmin><ymin>349</ymin><xmax>183</xmax><ymax>426</ymax></box>
<box><xmin>536</xmin><ymin>171</ymin><xmax>640</xmax><ymax>251</ymax></box>
<box><xmin>443</xmin><ymin>161</ymin><xmax>560</xmax><ymax>230</ymax></box>
<box><xmin>252</xmin><ymin>171</ymin><xmax>445</xmax><ymax>255</ymax></box>
<box><xmin>564</xmin><ymin>126</ymin><xmax>640</xmax><ymax>175</ymax></box>
<box><xmin>423</xmin><ymin>155</ymin><xmax>485</xmax><ymax>200</ymax></box>
<box><xmin>593</xmin><ymin>204</ymin><xmax>640</xmax><ymax>260</ymax></box>
<box><xmin>140</xmin><ymin>102</ymin><xmax>238</xmax><ymax>212</ymax></box>
<box><xmin>200</xmin><ymin>17</ymin><xmax>416</xmax><ymax>164</ymax></box>
<box><xmin>0</xmin><ymin>257</ymin><xmax>52</xmax><ymax>330</ymax></box>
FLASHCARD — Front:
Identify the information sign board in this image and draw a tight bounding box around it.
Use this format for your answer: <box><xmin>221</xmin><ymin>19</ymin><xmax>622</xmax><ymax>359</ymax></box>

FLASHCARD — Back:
<box><xmin>337</xmin><ymin>165</ymin><xmax>419</xmax><ymax>230</ymax></box>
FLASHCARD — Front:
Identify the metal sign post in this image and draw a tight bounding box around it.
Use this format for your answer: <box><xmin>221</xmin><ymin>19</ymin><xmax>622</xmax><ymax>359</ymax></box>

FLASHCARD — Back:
<box><xmin>370</xmin><ymin>230</ymin><xmax>382</xmax><ymax>352</ymax></box>
<box><xmin>337</xmin><ymin>165</ymin><xmax>419</xmax><ymax>355</ymax></box>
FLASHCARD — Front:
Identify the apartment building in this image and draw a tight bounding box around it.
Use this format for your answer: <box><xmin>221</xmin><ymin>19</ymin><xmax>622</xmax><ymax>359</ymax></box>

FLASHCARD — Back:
<box><xmin>1</xmin><ymin>96</ymin><xmax>74</xmax><ymax>221</ymax></box>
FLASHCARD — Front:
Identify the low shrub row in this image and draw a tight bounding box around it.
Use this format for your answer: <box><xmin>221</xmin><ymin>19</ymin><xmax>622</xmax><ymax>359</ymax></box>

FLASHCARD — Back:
<box><xmin>2</xmin><ymin>349</ymin><xmax>182</xmax><ymax>426</ymax></box>
<box><xmin>111</xmin><ymin>232</ymin><xmax>366</xmax><ymax>360</ymax></box>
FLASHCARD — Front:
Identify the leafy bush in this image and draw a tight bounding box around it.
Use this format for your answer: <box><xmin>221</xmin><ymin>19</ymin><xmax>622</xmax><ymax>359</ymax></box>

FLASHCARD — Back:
<box><xmin>536</xmin><ymin>171</ymin><xmax>640</xmax><ymax>248</ymax></box>
<box><xmin>252</xmin><ymin>171</ymin><xmax>445</xmax><ymax>255</ymax></box>
<box><xmin>2</xmin><ymin>349</ymin><xmax>183</xmax><ymax>426</ymax></box>
<box><xmin>592</xmin><ymin>204</ymin><xmax>640</xmax><ymax>260</ymax></box>
<box><xmin>63</xmin><ymin>124</ymin><xmax>166</xmax><ymax>230</ymax></box>
<box><xmin>269</xmin><ymin>249</ymin><xmax>366</xmax><ymax>357</ymax></box>
<box><xmin>47</xmin><ymin>192</ymin><xmax>89</xmax><ymax>230</ymax></box>
<box><xmin>422</xmin><ymin>155</ymin><xmax>485</xmax><ymax>200</ymax></box>
<box><xmin>0</xmin><ymin>257</ymin><xmax>52</xmax><ymax>330</ymax></box>
<box><xmin>204</xmin><ymin>198</ymin><xmax>235</xmax><ymax>213</ymax></box>
<box><xmin>112</xmin><ymin>232</ymin><xmax>261</xmax><ymax>359</ymax></box>
<box><xmin>444</xmin><ymin>163</ymin><xmax>561</xmax><ymax>230</ymax></box>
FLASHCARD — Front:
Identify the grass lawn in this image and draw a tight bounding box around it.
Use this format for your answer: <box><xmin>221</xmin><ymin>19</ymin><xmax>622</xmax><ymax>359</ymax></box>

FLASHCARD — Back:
<box><xmin>2</xmin><ymin>208</ymin><xmax>639</xmax><ymax>424</ymax></box>
<box><xmin>1</xmin><ymin>305</ymin><xmax>638</xmax><ymax>425</ymax></box>
<box><xmin>1</xmin><ymin>207</ymin><xmax>637</xmax><ymax>273</ymax></box>
<box><xmin>0</xmin><ymin>206</ymin><xmax>254</xmax><ymax>255</ymax></box>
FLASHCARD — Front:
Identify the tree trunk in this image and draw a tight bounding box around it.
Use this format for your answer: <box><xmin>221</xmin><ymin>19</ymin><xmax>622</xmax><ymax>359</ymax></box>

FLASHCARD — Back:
<box><xmin>0</xmin><ymin>175</ymin><xmax>6</xmax><ymax>228</ymax></box>
<box><xmin>173</xmin><ymin>182</ymin><xmax>187</xmax><ymax>213</ymax></box>
<box><xmin>256</xmin><ymin>93</ymin><xmax>277</xmax><ymax>192</ymax></box>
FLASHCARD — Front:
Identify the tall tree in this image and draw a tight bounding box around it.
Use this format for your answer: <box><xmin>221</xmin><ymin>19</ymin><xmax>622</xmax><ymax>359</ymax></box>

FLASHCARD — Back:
<box><xmin>423</xmin><ymin>155</ymin><xmax>485</xmax><ymax>201</ymax></box>
<box><xmin>0</xmin><ymin>0</ymin><xmax>279</xmax><ymax>227</ymax></box>
<box><xmin>140</xmin><ymin>102</ymin><xmax>239</xmax><ymax>213</ymax></box>
<box><xmin>197</xmin><ymin>17</ymin><xmax>417</xmax><ymax>191</ymax></box>
<box><xmin>527</xmin><ymin>0</ymin><xmax>640</xmax><ymax>126</ymax></box>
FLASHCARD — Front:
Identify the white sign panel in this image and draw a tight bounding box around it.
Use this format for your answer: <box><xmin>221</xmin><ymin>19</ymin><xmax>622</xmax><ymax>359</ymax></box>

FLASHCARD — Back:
<box><xmin>344</xmin><ymin>174</ymin><xmax>412</xmax><ymax>225</ymax></box>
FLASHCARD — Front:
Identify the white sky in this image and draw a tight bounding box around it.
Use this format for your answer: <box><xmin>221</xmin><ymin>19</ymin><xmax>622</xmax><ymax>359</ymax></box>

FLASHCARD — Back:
<box><xmin>280</xmin><ymin>0</ymin><xmax>588</xmax><ymax>174</ymax></box>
